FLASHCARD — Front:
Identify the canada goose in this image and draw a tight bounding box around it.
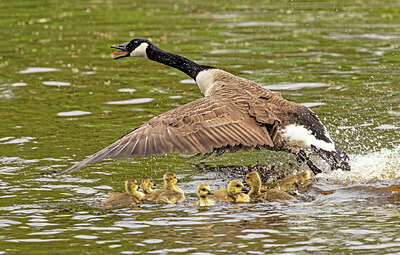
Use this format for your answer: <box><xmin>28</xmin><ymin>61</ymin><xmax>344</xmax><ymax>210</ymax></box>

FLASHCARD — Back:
<box><xmin>211</xmin><ymin>180</ymin><xmax>250</xmax><ymax>203</ymax></box>
<box><xmin>278</xmin><ymin>169</ymin><xmax>313</xmax><ymax>192</ymax></box>
<box><xmin>189</xmin><ymin>183</ymin><xmax>216</xmax><ymax>206</ymax></box>
<box><xmin>144</xmin><ymin>172</ymin><xmax>185</xmax><ymax>202</ymax></box>
<box><xmin>245</xmin><ymin>171</ymin><xmax>296</xmax><ymax>202</ymax></box>
<box><xmin>141</xmin><ymin>176</ymin><xmax>155</xmax><ymax>195</ymax></box>
<box><xmin>58</xmin><ymin>38</ymin><xmax>351</xmax><ymax>174</ymax></box>
<box><xmin>101</xmin><ymin>179</ymin><xmax>144</xmax><ymax>207</ymax></box>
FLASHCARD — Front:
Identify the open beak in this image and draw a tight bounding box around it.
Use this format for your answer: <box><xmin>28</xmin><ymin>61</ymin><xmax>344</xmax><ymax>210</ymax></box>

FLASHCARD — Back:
<box><xmin>111</xmin><ymin>43</ymin><xmax>130</xmax><ymax>60</ymax></box>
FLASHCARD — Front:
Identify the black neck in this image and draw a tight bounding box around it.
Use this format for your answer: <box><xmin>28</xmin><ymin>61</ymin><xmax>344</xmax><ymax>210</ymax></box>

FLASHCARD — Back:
<box><xmin>146</xmin><ymin>44</ymin><xmax>213</xmax><ymax>80</ymax></box>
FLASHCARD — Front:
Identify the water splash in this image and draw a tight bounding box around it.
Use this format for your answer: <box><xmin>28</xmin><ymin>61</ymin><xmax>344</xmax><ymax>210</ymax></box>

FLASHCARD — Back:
<box><xmin>320</xmin><ymin>146</ymin><xmax>400</xmax><ymax>181</ymax></box>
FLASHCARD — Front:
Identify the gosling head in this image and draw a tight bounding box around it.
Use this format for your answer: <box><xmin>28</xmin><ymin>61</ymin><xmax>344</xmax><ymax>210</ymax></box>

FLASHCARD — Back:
<box><xmin>163</xmin><ymin>172</ymin><xmax>178</xmax><ymax>186</ymax></box>
<box><xmin>125</xmin><ymin>179</ymin><xmax>140</xmax><ymax>195</ymax></box>
<box><xmin>196</xmin><ymin>183</ymin><xmax>213</xmax><ymax>198</ymax></box>
<box><xmin>227</xmin><ymin>180</ymin><xmax>244</xmax><ymax>196</ymax></box>
<box><xmin>245</xmin><ymin>171</ymin><xmax>262</xmax><ymax>187</ymax></box>
<box><xmin>141</xmin><ymin>176</ymin><xmax>154</xmax><ymax>194</ymax></box>
<box><xmin>111</xmin><ymin>38</ymin><xmax>153</xmax><ymax>59</ymax></box>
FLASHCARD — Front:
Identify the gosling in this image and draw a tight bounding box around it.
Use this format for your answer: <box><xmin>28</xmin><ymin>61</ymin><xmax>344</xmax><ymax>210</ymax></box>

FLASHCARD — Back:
<box><xmin>190</xmin><ymin>183</ymin><xmax>216</xmax><ymax>206</ymax></box>
<box><xmin>245</xmin><ymin>171</ymin><xmax>296</xmax><ymax>202</ymax></box>
<box><xmin>212</xmin><ymin>180</ymin><xmax>250</xmax><ymax>203</ymax></box>
<box><xmin>101</xmin><ymin>179</ymin><xmax>145</xmax><ymax>207</ymax></box>
<box><xmin>144</xmin><ymin>172</ymin><xmax>185</xmax><ymax>204</ymax></box>
<box><xmin>141</xmin><ymin>176</ymin><xmax>155</xmax><ymax>195</ymax></box>
<box><xmin>278</xmin><ymin>169</ymin><xmax>313</xmax><ymax>192</ymax></box>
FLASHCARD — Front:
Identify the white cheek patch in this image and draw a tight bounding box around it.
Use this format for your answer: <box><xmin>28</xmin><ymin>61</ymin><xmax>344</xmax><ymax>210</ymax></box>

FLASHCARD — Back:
<box><xmin>195</xmin><ymin>69</ymin><xmax>218</xmax><ymax>96</ymax></box>
<box><xmin>280</xmin><ymin>124</ymin><xmax>335</xmax><ymax>152</ymax></box>
<box><xmin>130</xmin><ymin>43</ymin><xmax>148</xmax><ymax>58</ymax></box>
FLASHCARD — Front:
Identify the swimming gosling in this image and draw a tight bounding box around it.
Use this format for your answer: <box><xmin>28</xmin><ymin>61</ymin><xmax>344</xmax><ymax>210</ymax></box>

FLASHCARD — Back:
<box><xmin>144</xmin><ymin>172</ymin><xmax>185</xmax><ymax>203</ymax></box>
<box><xmin>278</xmin><ymin>169</ymin><xmax>313</xmax><ymax>192</ymax></box>
<box><xmin>101</xmin><ymin>179</ymin><xmax>144</xmax><ymax>207</ymax></box>
<box><xmin>141</xmin><ymin>176</ymin><xmax>155</xmax><ymax>195</ymax></box>
<box><xmin>245</xmin><ymin>171</ymin><xmax>296</xmax><ymax>202</ymax></box>
<box><xmin>212</xmin><ymin>180</ymin><xmax>250</xmax><ymax>203</ymax></box>
<box><xmin>190</xmin><ymin>183</ymin><xmax>216</xmax><ymax>206</ymax></box>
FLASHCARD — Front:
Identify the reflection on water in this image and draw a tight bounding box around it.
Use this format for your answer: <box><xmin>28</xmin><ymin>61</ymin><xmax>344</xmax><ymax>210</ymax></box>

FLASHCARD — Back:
<box><xmin>19</xmin><ymin>67</ymin><xmax>60</xmax><ymax>74</ymax></box>
<box><xmin>105</xmin><ymin>98</ymin><xmax>154</xmax><ymax>105</ymax></box>
<box><xmin>1</xmin><ymin>0</ymin><xmax>400</xmax><ymax>253</ymax></box>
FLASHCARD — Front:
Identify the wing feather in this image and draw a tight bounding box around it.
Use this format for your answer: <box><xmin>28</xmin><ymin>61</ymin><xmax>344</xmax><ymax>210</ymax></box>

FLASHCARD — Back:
<box><xmin>58</xmin><ymin>95</ymin><xmax>278</xmax><ymax>174</ymax></box>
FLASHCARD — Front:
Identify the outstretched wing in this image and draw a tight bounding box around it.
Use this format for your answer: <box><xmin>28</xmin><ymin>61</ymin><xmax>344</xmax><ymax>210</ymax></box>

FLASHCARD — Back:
<box><xmin>57</xmin><ymin>96</ymin><xmax>275</xmax><ymax>174</ymax></box>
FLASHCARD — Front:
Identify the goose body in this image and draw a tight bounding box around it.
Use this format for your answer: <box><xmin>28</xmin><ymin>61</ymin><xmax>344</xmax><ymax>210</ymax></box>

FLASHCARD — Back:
<box><xmin>58</xmin><ymin>38</ymin><xmax>351</xmax><ymax>174</ymax></box>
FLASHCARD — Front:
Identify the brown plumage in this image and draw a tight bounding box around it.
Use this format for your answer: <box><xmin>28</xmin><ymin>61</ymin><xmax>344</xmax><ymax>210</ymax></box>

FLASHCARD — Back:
<box><xmin>57</xmin><ymin>38</ymin><xmax>350</xmax><ymax>174</ymax></box>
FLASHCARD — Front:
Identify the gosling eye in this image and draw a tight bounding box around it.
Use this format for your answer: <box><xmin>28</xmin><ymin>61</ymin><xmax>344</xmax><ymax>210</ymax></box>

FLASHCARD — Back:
<box><xmin>201</xmin><ymin>188</ymin><xmax>207</xmax><ymax>191</ymax></box>
<box><xmin>236</xmin><ymin>184</ymin><xmax>241</xmax><ymax>188</ymax></box>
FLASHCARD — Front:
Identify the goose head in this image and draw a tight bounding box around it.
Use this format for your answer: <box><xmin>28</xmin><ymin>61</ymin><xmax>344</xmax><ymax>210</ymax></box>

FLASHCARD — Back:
<box><xmin>141</xmin><ymin>176</ymin><xmax>155</xmax><ymax>195</ymax></box>
<box><xmin>196</xmin><ymin>183</ymin><xmax>214</xmax><ymax>199</ymax></box>
<box><xmin>111</xmin><ymin>38</ymin><xmax>152</xmax><ymax>59</ymax></box>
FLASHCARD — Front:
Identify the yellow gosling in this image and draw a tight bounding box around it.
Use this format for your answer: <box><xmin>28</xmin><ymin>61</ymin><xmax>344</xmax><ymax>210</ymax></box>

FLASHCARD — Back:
<box><xmin>278</xmin><ymin>169</ymin><xmax>313</xmax><ymax>192</ymax></box>
<box><xmin>101</xmin><ymin>179</ymin><xmax>145</xmax><ymax>207</ymax></box>
<box><xmin>144</xmin><ymin>172</ymin><xmax>185</xmax><ymax>203</ymax></box>
<box><xmin>155</xmin><ymin>190</ymin><xmax>186</xmax><ymax>204</ymax></box>
<box><xmin>141</xmin><ymin>176</ymin><xmax>155</xmax><ymax>195</ymax></box>
<box><xmin>245</xmin><ymin>171</ymin><xmax>264</xmax><ymax>200</ymax></box>
<box><xmin>263</xmin><ymin>189</ymin><xmax>296</xmax><ymax>202</ymax></box>
<box><xmin>211</xmin><ymin>180</ymin><xmax>250</xmax><ymax>203</ymax></box>
<box><xmin>245</xmin><ymin>171</ymin><xmax>297</xmax><ymax>202</ymax></box>
<box><xmin>190</xmin><ymin>183</ymin><xmax>216</xmax><ymax>206</ymax></box>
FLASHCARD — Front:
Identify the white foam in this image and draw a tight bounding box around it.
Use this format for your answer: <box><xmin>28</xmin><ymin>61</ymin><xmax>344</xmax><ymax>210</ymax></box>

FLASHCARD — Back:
<box><xmin>320</xmin><ymin>146</ymin><xmax>400</xmax><ymax>181</ymax></box>
<box><xmin>106</xmin><ymin>98</ymin><xmax>154</xmax><ymax>105</ymax></box>
<box><xmin>19</xmin><ymin>67</ymin><xmax>60</xmax><ymax>74</ymax></box>
<box><xmin>264</xmin><ymin>83</ymin><xmax>329</xmax><ymax>90</ymax></box>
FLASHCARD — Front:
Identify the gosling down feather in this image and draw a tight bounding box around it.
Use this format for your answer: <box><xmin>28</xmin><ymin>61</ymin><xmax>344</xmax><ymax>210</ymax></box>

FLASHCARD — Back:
<box><xmin>58</xmin><ymin>38</ymin><xmax>351</xmax><ymax>174</ymax></box>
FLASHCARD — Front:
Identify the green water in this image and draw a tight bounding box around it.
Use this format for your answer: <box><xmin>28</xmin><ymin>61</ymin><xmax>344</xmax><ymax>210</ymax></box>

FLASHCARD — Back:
<box><xmin>1</xmin><ymin>0</ymin><xmax>400</xmax><ymax>254</ymax></box>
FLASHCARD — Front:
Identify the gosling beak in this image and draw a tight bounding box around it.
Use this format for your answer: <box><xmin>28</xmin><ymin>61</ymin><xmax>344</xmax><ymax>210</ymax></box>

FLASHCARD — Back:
<box><xmin>243</xmin><ymin>183</ymin><xmax>250</xmax><ymax>190</ymax></box>
<box><xmin>111</xmin><ymin>43</ymin><xmax>130</xmax><ymax>60</ymax></box>
<box><xmin>208</xmin><ymin>190</ymin><xmax>214</xmax><ymax>196</ymax></box>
